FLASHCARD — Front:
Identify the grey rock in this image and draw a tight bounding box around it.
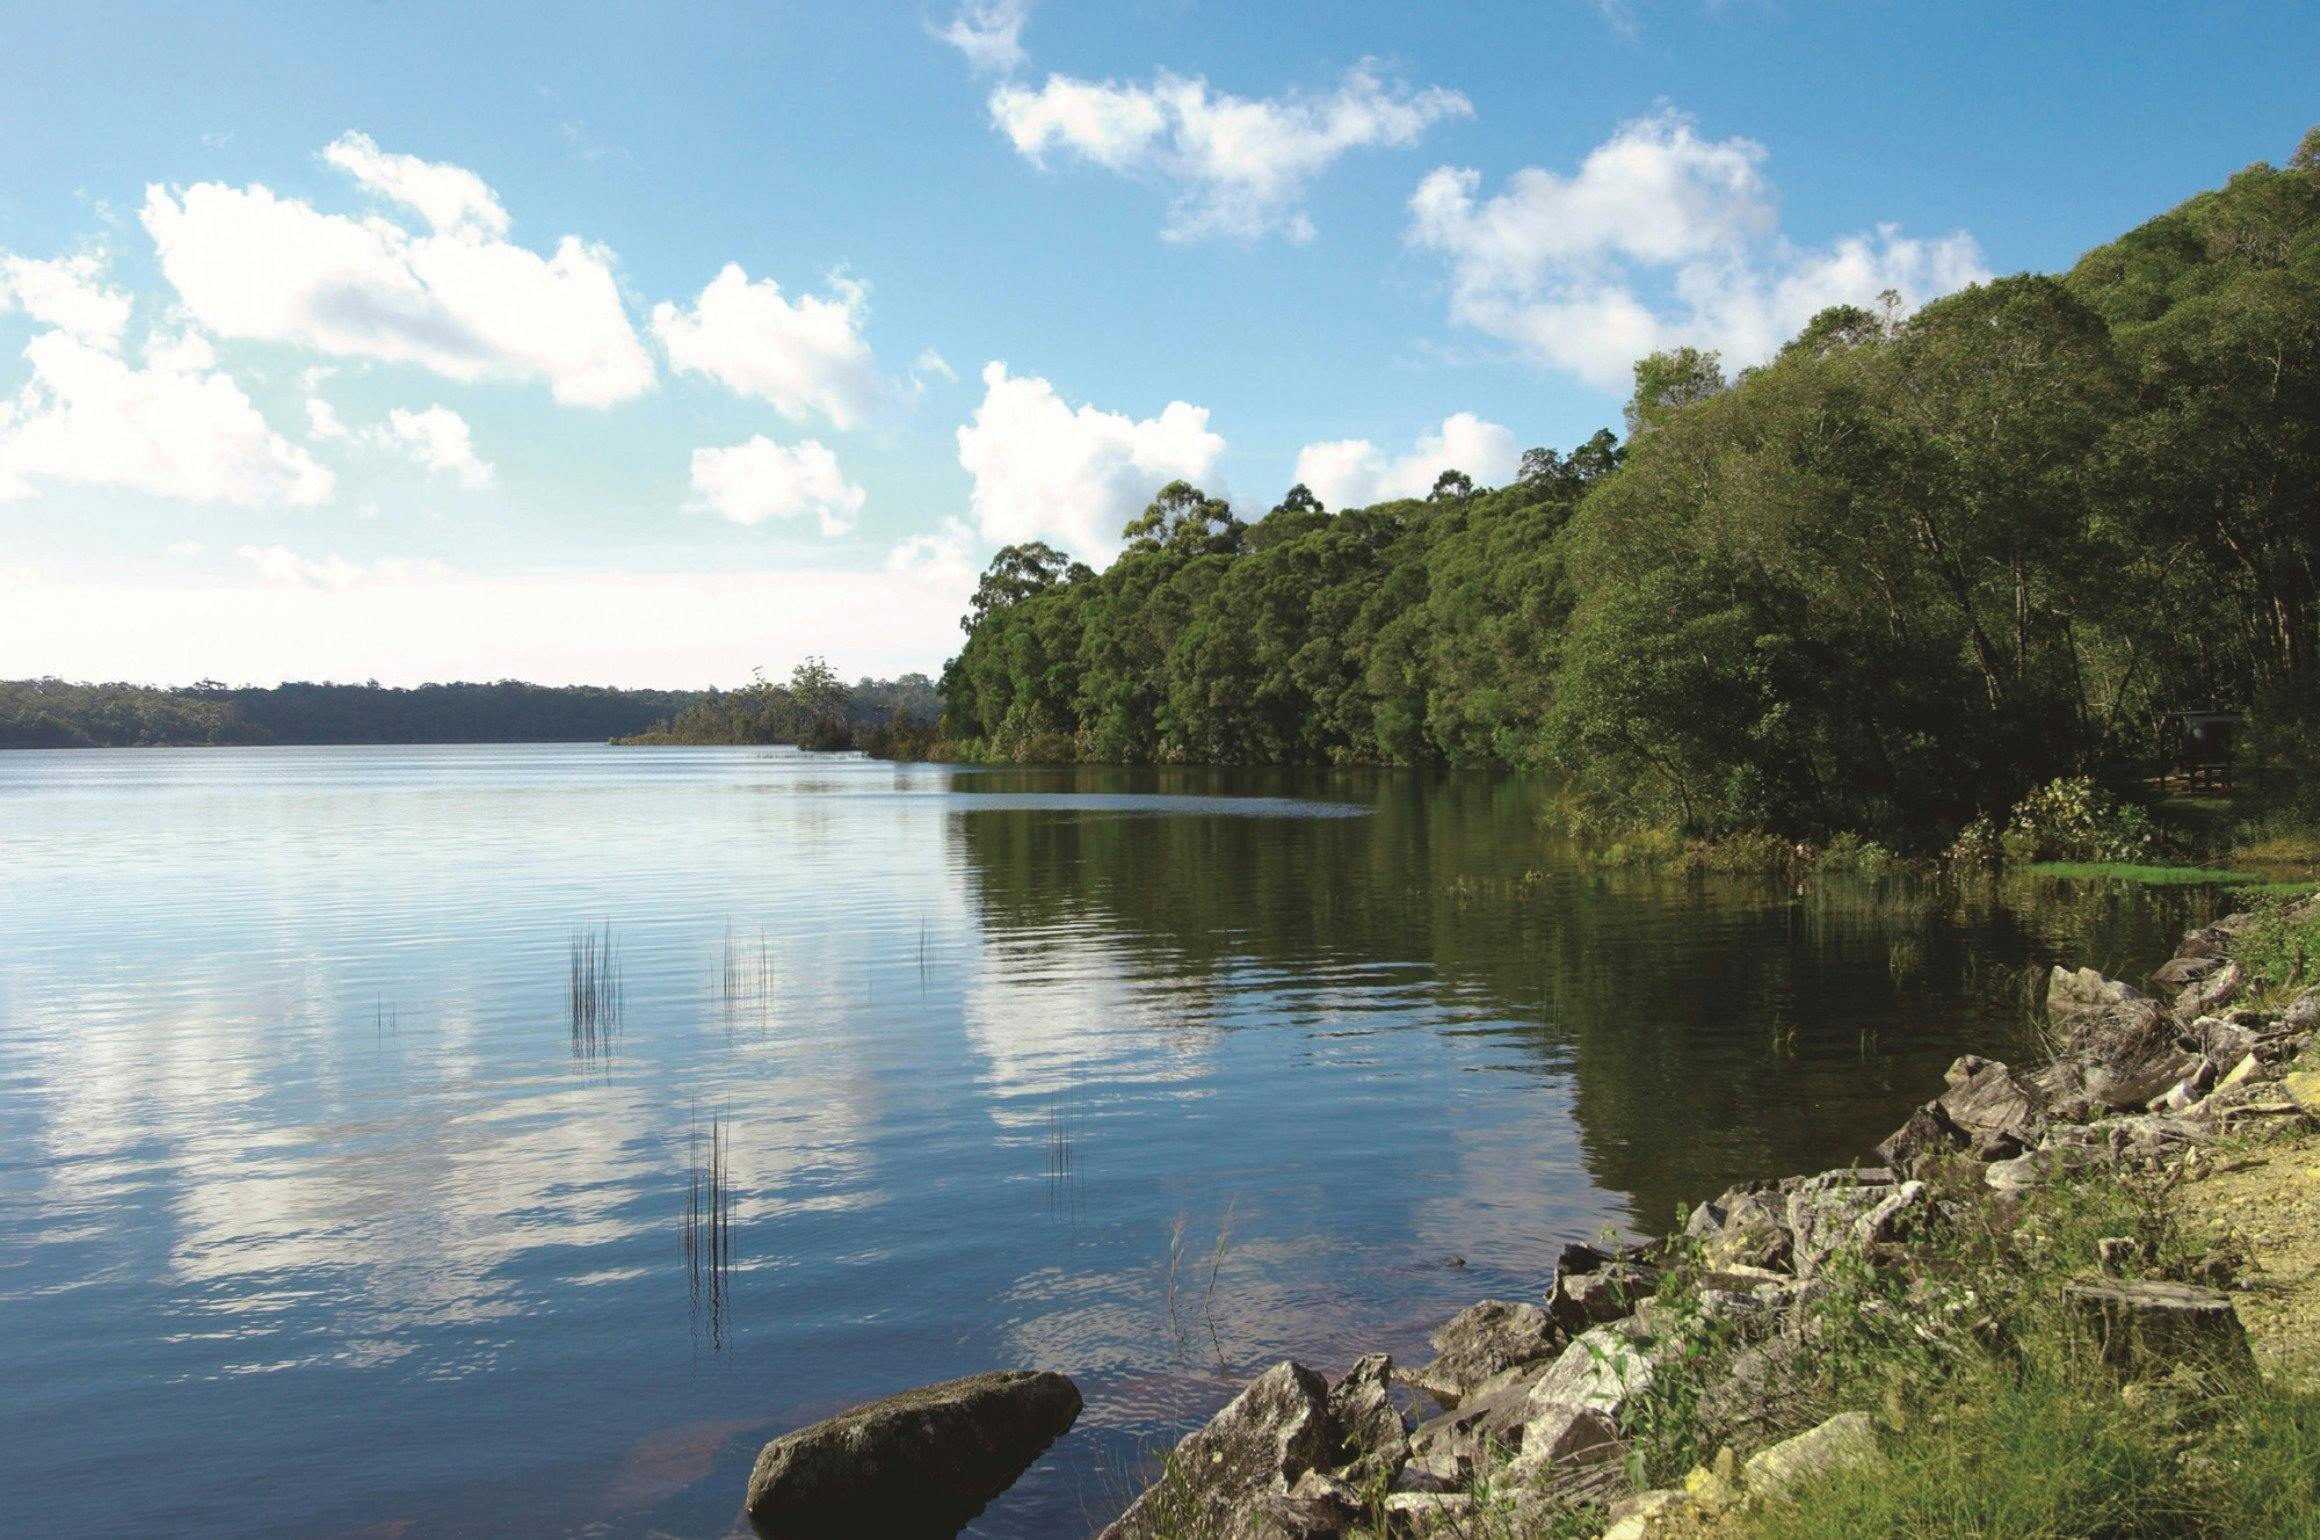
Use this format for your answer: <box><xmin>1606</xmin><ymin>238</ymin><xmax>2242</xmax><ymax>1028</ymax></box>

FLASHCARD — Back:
<box><xmin>2151</xmin><ymin>953</ymin><xmax>2224</xmax><ymax>991</ymax></box>
<box><xmin>1984</xmin><ymin>1144</ymin><xmax>2101</xmax><ymax>1192</ymax></box>
<box><xmin>2064</xmin><ymin>1279</ymin><xmax>2254</xmax><ymax>1375</ymax></box>
<box><xmin>2285</xmin><ymin>990</ymin><xmax>2320</xmax><ymax>1033</ymax></box>
<box><xmin>1786</xmin><ymin>1174</ymin><xmax>1927</xmax><ymax>1278</ymax></box>
<box><xmin>1876</xmin><ymin>1100</ymin><xmax>1968</xmax><ymax>1175</ymax></box>
<box><xmin>1547</xmin><ymin>1248</ymin><xmax>1658</xmax><ymax>1336</ymax></box>
<box><xmin>2175</xmin><ymin>925</ymin><xmax>2232</xmax><ymax>960</ymax></box>
<box><xmin>2181</xmin><ymin>960</ymin><xmax>2244</xmax><ymax>1019</ymax></box>
<box><xmin>744</xmin><ymin>1369</ymin><xmax>1082</xmax><ymax>1539</ymax></box>
<box><xmin>1684</xmin><ymin>1183</ymin><xmax>1794</xmax><ymax>1271</ymax></box>
<box><xmin>1403</xmin><ymin>1300</ymin><xmax>1560</xmax><ymax>1409</ymax></box>
<box><xmin>2052</xmin><ymin>999</ymin><xmax>2201</xmax><ymax>1109</ymax></box>
<box><xmin>1937</xmin><ymin>1055</ymin><xmax>2047</xmax><ymax>1157</ymax></box>
<box><xmin>1508</xmin><ymin>1324</ymin><xmax>1656</xmax><ymax>1481</ymax></box>
<box><xmin>2048</xmin><ymin>965</ymin><xmax>2141</xmax><ymax>1022</ymax></box>
<box><xmin>1100</xmin><ymin>1361</ymin><xmax>1331</xmax><ymax>1540</ymax></box>
<box><xmin>1742</xmin><ymin>1410</ymin><xmax>1881</xmax><ymax>1498</ymax></box>
<box><xmin>1327</xmin><ymin>1353</ymin><xmax>1408</xmax><ymax>1480</ymax></box>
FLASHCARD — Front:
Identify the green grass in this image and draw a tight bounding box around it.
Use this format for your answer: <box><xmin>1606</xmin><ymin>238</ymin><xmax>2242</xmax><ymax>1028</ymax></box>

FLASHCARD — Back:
<box><xmin>1743</xmin><ymin>1376</ymin><xmax>2320</xmax><ymax>1539</ymax></box>
<box><xmin>1616</xmin><ymin>1128</ymin><xmax>2320</xmax><ymax>1540</ymax></box>
<box><xmin>2018</xmin><ymin>860</ymin><xmax>2260</xmax><ymax>885</ymax></box>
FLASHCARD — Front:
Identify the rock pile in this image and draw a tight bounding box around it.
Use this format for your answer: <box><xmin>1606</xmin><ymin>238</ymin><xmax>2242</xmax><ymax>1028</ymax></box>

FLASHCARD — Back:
<box><xmin>1098</xmin><ymin>897</ymin><xmax>2319</xmax><ymax>1538</ymax></box>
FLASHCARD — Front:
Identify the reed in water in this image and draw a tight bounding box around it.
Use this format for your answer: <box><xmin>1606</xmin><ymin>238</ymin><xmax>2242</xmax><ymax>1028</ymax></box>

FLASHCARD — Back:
<box><xmin>570</xmin><ymin>923</ymin><xmax>622</xmax><ymax>1055</ymax></box>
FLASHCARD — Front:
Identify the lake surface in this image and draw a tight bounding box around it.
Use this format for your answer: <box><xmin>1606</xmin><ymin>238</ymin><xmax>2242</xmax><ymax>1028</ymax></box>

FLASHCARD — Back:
<box><xmin>0</xmin><ymin>745</ymin><xmax>2224</xmax><ymax>1538</ymax></box>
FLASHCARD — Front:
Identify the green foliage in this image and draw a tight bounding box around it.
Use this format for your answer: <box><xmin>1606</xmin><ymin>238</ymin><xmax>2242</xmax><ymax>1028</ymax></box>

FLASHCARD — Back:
<box><xmin>938</xmin><ymin>135</ymin><xmax>2320</xmax><ymax>853</ymax></box>
<box><xmin>617</xmin><ymin>667</ymin><xmax>939</xmax><ymax>749</ymax></box>
<box><xmin>1999</xmin><ymin>776</ymin><xmax>2164</xmax><ymax>863</ymax></box>
<box><xmin>0</xmin><ymin>676</ymin><xmax>708</xmax><ymax>748</ymax></box>
<box><xmin>2230</xmin><ymin>893</ymin><xmax>2320</xmax><ymax>1001</ymax></box>
<box><xmin>2018</xmin><ymin>861</ymin><xmax>2259</xmax><ymax>886</ymax></box>
<box><xmin>1816</xmin><ymin>832</ymin><xmax>1898</xmax><ymax>878</ymax></box>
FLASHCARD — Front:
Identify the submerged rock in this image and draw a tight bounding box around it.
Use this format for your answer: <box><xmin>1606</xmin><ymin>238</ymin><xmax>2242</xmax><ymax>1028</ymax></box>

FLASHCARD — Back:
<box><xmin>744</xmin><ymin>1369</ymin><xmax>1080</xmax><ymax>1539</ymax></box>
<box><xmin>1099</xmin><ymin>1361</ymin><xmax>1331</xmax><ymax>1540</ymax></box>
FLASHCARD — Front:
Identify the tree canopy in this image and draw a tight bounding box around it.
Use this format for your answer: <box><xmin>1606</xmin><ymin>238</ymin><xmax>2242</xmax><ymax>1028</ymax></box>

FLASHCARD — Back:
<box><xmin>939</xmin><ymin>134</ymin><xmax>2320</xmax><ymax>847</ymax></box>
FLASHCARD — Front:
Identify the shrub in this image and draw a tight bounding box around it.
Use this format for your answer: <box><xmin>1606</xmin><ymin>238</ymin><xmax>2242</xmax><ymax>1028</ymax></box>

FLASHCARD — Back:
<box><xmin>2000</xmin><ymin>776</ymin><xmax>2163</xmax><ymax>864</ymax></box>
<box><xmin>1817</xmin><ymin>831</ymin><xmax>1898</xmax><ymax>877</ymax></box>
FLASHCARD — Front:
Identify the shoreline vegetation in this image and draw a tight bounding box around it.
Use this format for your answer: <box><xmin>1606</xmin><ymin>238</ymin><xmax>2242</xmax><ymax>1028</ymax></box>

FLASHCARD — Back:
<box><xmin>1066</xmin><ymin>897</ymin><xmax>2320</xmax><ymax>1538</ymax></box>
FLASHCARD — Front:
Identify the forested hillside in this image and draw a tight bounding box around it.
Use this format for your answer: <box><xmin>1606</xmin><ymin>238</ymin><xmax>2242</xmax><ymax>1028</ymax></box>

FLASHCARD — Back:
<box><xmin>940</xmin><ymin>132</ymin><xmax>2320</xmax><ymax>848</ymax></box>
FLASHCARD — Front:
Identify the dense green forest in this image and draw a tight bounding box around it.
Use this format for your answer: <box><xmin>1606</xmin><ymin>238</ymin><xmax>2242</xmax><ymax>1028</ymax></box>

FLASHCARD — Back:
<box><xmin>0</xmin><ymin>678</ymin><xmax>712</xmax><ymax>748</ymax></box>
<box><xmin>940</xmin><ymin>133</ymin><xmax>2320</xmax><ymax>850</ymax></box>
<box><xmin>617</xmin><ymin>660</ymin><xmax>941</xmax><ymax>751</ymax></box>
<box><xmin>1</xmin><ymin>672</ymin><xmax>942</xmax><ymax>751</ymax></box>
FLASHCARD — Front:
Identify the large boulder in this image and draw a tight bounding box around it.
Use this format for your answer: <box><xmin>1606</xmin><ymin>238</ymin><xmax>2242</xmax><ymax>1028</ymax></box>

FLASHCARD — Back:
<box><xmin>1404</xmin><ymin>1300</ymin><xmax>1560</xmax><ymax>1408</ymax></box>
<box><xmin>744</xmin><ymin>1369</ymin><xmax>1081</xmax><ymax>1539</ymax></box>
<box><xmin>1100</xmin><ymin>1362</ymin><xmax>1331</xmax><ymax>1540</ymax></box>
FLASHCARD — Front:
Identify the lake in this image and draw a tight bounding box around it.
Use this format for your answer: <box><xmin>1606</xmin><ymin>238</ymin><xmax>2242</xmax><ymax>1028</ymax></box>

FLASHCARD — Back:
<box><xmin>0</xmin><ymin>744</ymin><xmax>2221</xmax><ymax>1538</ymax></box>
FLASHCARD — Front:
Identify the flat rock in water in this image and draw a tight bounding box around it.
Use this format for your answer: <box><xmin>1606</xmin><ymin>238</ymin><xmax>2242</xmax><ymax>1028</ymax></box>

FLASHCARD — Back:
<box><xmin>744</xmin><ymin>1369</ymin><xmax>1081</xmax><ymax>1539</ymax></box>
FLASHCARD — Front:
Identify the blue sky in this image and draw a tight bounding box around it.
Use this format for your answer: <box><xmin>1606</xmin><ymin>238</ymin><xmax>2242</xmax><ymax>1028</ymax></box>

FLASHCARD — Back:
<box><xmin>1</xmin><ymin>0</ymin><xmax>2313</xmax><ymax>686</ymax></box>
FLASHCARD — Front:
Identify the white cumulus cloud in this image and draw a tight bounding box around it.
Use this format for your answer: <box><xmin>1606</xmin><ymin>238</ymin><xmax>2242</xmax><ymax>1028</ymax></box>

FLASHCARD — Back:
<box><xmin>0</xmin><ymin>250</ymin><xmax>134</xmax><ymax>348</ymax></box>
<box><xmin>305</xmin><ymin>397</ymin><xmax>349</xmax><ymax>440</ymax></box>
<box><xmin>936</xmin><ymin>0</ymin><xmax>1029</xmax><ymax>74</ymax></box>
<box><xmin>652</xmin><ymin>263</ymin><xmax>883</xmax><ymax>429</ymax></box>
<box><xmin>688</xmin><ymin>435</ymin><xmax>865</xmax><ymax>535</ymax></box>
<box><xmin>368</xmin><ymin>404</ymin><xmax>494</xmax><ymax>489</ymax></box>
<box><xmin>1292</xmin><ymin>411</ymin><xmax>1519</xmax><ymax>510</ymax></box>
<box><xmin>321</xmin><ymin>131</ymin><xmax>510</xmax><ymax>237</ymax></box>
<box><xmin>1406</xmin><ymin>108</ymin><xmax>1990</xmax><ymax>391</ymax></box>
<box><xmin>140</xmin><ymin>138</ymin><xmax>654</xmax><ymax>407</ymax></box>
<box><xmin>991</xmin><ymin>62</ymin><xmax>1471</xmax><ymax>241</ymax></box>
<box><xmin>0</xmin><ymin>327</ymin><xmax>331</xmax><ymax>507</ymax></box>
<box><xmin>955</xmin><ymin>360</ymin><xmax>1224</xmax><ymax>560</ymax></box>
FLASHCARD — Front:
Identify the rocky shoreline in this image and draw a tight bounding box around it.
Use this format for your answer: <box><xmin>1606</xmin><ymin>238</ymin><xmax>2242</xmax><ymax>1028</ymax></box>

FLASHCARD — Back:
<box><xmin>737</xmin><ymin>897</ymin><xmax>2319</xmax><ymax>1539</ymax></box>
<box><xmin>1085</xmin><ymin>898</ymin><xmax>2320</xmax><ymax>1539</ymax></box>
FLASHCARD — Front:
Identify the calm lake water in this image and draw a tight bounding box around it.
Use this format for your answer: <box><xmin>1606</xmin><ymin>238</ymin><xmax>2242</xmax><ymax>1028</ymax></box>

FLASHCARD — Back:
<box><xmin>0</xmin><ymin>745</ymin><xmax>2223</xmax><ymax>1538</ymax></box>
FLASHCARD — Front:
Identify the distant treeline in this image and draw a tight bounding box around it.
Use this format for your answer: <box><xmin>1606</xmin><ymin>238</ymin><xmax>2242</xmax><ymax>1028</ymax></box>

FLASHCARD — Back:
<box><xmin>617</xmin><ymin>659</ymin><xmax>942</xmax><ymax>754</ymax></box>
<box><xmin>939</xmin><ymin>131</ymin><xmax>2320</xmax><ymax>849</ymax></box>
<box><xmin>7</xmin><ymin>678</ymin><xmax>706</xmax><ymax>748</ymax></box>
